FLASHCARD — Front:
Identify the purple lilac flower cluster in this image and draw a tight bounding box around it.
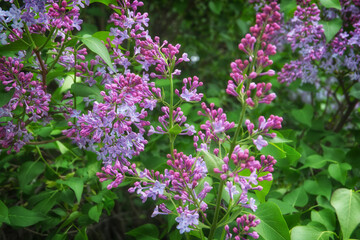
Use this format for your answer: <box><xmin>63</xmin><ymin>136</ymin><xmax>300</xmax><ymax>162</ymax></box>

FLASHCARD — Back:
<box><xmin>63</xmin><ymin>73</ymin><xmax>152</xmax><ymax>165</ymax></box>
<box><xmin>213</xmin><ymin>146</ymin><xmax>276</xmax><ymax>209</ymax></box>
<box><xmin>278</xmin><ymin>0</ymin><xmax>325</xmax><ymax>84</ymax></box>
<box><xmin>278</xmin><ymin>0</ymin><xmax>360</xmax><ymax>85</ymax></box>
<box><xmin>0</xmin><ymin>0</ymin><xmax>89</xmax><ymax>44</ymax></box>
<box><xmin>98</xmin><ymin>150</ymin><xmax>212</xmax><ymax>233</ymax></box>
<box><xmin>0</xmin><ymin>57</ymin><xmax>51</xmax><ymax>152</ymax></box>
<box><xmin>0</xmin><ymin>0</ymin><xmax>91</xmax><ymax>152</ymax></box>
<box><xmin>225</xmin><ymin>214</ymin><xmax>260</xmax><ymax>240</ymax></box>
<box><xmin>64</xmin><ymin>0</ymin><xmax>196</xmax><ymax>166</ymax></box>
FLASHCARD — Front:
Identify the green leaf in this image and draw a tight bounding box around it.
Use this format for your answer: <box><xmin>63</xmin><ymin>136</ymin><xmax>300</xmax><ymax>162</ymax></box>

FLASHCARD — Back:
<box><xmin>80</xmin><ymin>34</ymin><xmax>115</xmax><ymax>72</ymax></box>
<box><xmin>270</xmin><ymin>136</ymin><xmax>292</xmax><ymax>144</ymax></box>
<box><xmin>268</xmin><ymin>198</ymin><xmax>298</xmax><ymax>214</ymax></box>
<box><xmin>320</xmin><ymin>0</ymin><xmax>341</xmax><ymax>10</ymax></box>
<box><xmin>316</xmin><ymin>195</ymin><xmax>335</xmax><ymax>211</ymax></box>
<box><xmin>328</xmin><ymin>163</ymin><xmax>351</xmax><ymax>185</ymax></box>
<box><xmin>284</xmin><ymin>144</ymin><xmax>301</xmax><ymax>165</ymax></box>
<box><xmin>0</xmin><ymin>84</ymin><xmax>15</xmax><ymax>107</ymax></box>
<box><xmin>200</xmin><ymin>150</ymin><xmax>223</xmax><ymax>178</ymax></box>
<box><xmin>208</xmin><ymin>1</ymin><xmax>223</xmax><ymax>15</ymax></box>
<box><xmin>33</xmin><ymin>191</ymin><xmax>60</xmax><ymax>214</ymax></box>
<box><xmin>302</xmin><ymin>154</ymin><xmax>333</xmax><ymax>169</ymax></box>
<box><xmin>280</xmin><ymin>0</ymin><xmax>297</xmax><ymax>21</ymax></box>
<box><xmin>92</xmin><ymin>31</ymin><xmax>125</xmax><ymax>50</ymax></box>
<box><xmin>34</xmin><ymin>127</ymin><xmax>53</xmax><ymax>138</ymax></box>
<box><xmin>250</xmin><ymin>202</ymin><xmax>290</xmax><ymax>240</ymax></box>
<box><xmin>291</xmin><ymin>226</ymin><xmax>335</xmax><ymax>240</ymax></box>
<box><xmin>320</xmin><ymin>19</ymin><xmax>343</xmax><ymax>43</ymax></box>
<box><xmin>126</xmin><ymin>224</ymin><xmax>159</xmax><ymax>240</ymax></box>
<box><xmin>256</xmin><ymin>176</ymin><xmax>272</xmax><ymax>203</ymax></box>
<box><xmin>330</xmin><ymin>188</ymin><xmax>360</xmax><ymax>240</ymax></box>
<box><xmin>236</xmin><ymin>19</ymin><xmax>248</xmax><ymax>34</ymax></box>
<box><xmin>284</xmin><ymin>213</ymin><xmax>301</xmax><ymax>230</ymax></box>
<box><xmin>56</xmin><ymin>141</ymin><xmax>70</xmax><ymax>154</ymax></box>
<box><xmin>291</xmin><ymin>104</ymin><xmax>313</xmax><ymax>127</ymax></box>
<box><xmin>18</xmin><ymin>161</ymin><xmax>45</xmax><ymax>190</ymax></box>
<box><xmin>51</xmin><ymin>234</ymin><xmax>67</xmax><ymax>240</ymax></box>
<box><xmin>8</xmin><ymin>206</ymin><xmax>46</xmax><ymax>227</ymax></box>
<box><xmin>311</xmin><ymin>209</ymin><xmax>336</xmax><ymax>231</ymax></box>
<box><xmin>304</xmin><ymin>177</ymin><xmax>332</xmax><ymax>200</ymax></box>
<box><xmin>74</xmin><ymin>227</ymin><xmax>88</xmax><ymax>240</ymax></box>
<box><xmin>349</xmin><ymin>82</ymin><xmax>360</xmax><ymax>99</ymax></box>
<box><xmin>283</xmin><ymin>186</ymin><xmax>308</xmax><ymax>207</ymax></box>
<box><xmin>261</xmin><ymin>142</ymin><xmax>286</xmax><ymax>160</ymax></box>
<box><xmin>58</xmin><ymin>211</ymin><xmax>81</xmax><ymax>230</ymax></box>
<box><xmin>90</xmin><ymin>0</ymin><xmax>117</xmax><ymax>5</ymax></box>
<box><xmin>0</xmin><ymin>200</ymin><xmax>9</xmax><ymax>224</ymax></box>
<box><xmin>88</xmin><ymin>204</ymin><xmax>103</xmax><ymax>222</ymax></box>
<box><xmin>168</xmin><ymin>124</ymin><xmax>182</xmax><ymax>137</ymax></box>
<box><xmin>70</xmin><ymin>83</ymin><xmax>102</xmax><ymax>101</ymax></box>
<box><xmin>57</xmin><ymin>178</ymin><xmax>84</xmax><ymax>203</ymax></box>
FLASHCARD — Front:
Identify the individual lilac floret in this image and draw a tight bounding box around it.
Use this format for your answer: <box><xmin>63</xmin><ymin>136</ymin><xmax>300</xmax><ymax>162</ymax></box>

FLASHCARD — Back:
<box><xmin>175</xmin><ymin>206</ymin><xmax>199</xmax><ymax>234</ymax></box>
<box><xmin>225</xmin><ymin>181</ymin><xmax>240</xmax><ymax>200</ymax></box>
<box><xmin>254</xmin><ymin>135</ymin><xmax>268</xmax><ymax>151</ymax></box>
<box><xmin>243</xmin><ymin>197</ymin><xmax>257</xmax><ymax>212</ymax></box>
<box><xmin>151</xmin><ymin>203</ymin><xmax>172</xmax><ymax>217</ymax></box>
<box><xmin>175</xmin><ymin>76</ymin><xmax>203</xmax><ymax>102</ymax></box>
<box><xmin>225</xmin><ymin>214</ymin><xmax>260</xmax><ymax>240</ymax></box>
<box><xmin>148</xmin><ymin>107</ymin><xmax>196</xmax><ymax>136</ymax></box>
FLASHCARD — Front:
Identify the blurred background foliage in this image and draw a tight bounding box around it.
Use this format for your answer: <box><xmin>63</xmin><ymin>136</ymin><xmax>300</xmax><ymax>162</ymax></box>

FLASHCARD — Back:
<box><xmin>1</xmin><ymin>0</ymin><xmax>359</xmax><ymax>239</ymax></box>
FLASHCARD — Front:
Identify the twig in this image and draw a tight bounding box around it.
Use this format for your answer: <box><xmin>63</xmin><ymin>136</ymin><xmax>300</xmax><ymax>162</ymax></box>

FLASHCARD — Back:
<box><xmin>24</xmin><ymin>228</ymin><xmax>48</xmax><ymax>237</ymax></box>
<box><xmin>26</xmin><ymin>135</ymin><xmax>67</xmax><ymax>145</ymax></box>
<box><xmin>334</xmin><ymin>99</ymin><xmax>358</xmax><ymax>132</ymax></box>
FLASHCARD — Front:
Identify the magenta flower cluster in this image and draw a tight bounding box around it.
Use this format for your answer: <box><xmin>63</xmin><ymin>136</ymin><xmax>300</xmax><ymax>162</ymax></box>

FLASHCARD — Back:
<box><xmin>0</xmin><ymin>57</ymin><xmax>51</xmax><ymax>152</ymax></box>
<box><xmin>63</xmin><ymin>72</ymin><xmax>153</xmax><ymax>165</ymax></box>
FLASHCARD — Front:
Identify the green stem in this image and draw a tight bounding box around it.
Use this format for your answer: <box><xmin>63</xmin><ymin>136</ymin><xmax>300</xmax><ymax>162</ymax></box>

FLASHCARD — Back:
<box><xmin>38</xmin><ymin>27</ymin><xmax>55</xmax><ymax>52</ymax></box>
<box><xmin>35</xmin><ymin>146</ymin><xmax>62</xmax><ymax>178</ymax></box>
<box><xmin>24</xmin><ymin>24</ymin><xmax>36</xmax><ymax>48</ymax></box>
<box><xmin>73</xmin><ymin>46</ymin><xmax>77</xmax><ymax>119</ymax></box>
<box><xmin>208</xmin><ymin>101</ymin><xmax>247</xmax><ymax>239</ymax></box>
<box><xmin>169</xmin><ymin>71</ymin><xmax>175</xmax><ymax>158</ymax></box>
<box><xmin>208</xmin><ymin>180</ymin><xmax>225</xmax><ymax>239</ymax></box>
<box><xmin>48</xmin><ymin>33</ymin><xmax>68</xmax><ymax>73</ymax></box>
<box><xmin>27</xmin><ymin>136</ymin><xmax>67</xmax><ymax>145</ymax></box>
<box><xmin>229</xmin><ymin>104</ymin><xmax>247</xmax><ymax>154</ymax></box>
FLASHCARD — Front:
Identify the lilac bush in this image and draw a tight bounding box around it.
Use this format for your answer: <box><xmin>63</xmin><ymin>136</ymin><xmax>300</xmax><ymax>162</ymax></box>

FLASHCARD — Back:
<box><xmin>95</xmin><ymin>1</ymin><xmax>284</xmax><ymax>238</ymax></box>
<box><xmin>277</xmin><ymin>0</ymin><xmax>360</xmax><ymax>131</ymax></box>
<box><xmin>0</xmin><ymin>0</ymin><xmax>288</xmax><ymax>238</ymax></box>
